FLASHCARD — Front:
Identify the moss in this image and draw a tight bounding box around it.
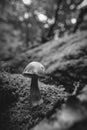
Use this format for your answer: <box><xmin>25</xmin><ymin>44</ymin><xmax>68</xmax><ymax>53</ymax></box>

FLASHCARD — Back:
<box><xmin>0</xmin><ymin>72</ymin><xmax>67</xmax><ymax>130</ymax></box>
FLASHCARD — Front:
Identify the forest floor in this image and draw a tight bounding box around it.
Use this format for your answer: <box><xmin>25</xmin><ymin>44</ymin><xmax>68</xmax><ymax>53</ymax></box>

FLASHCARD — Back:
<box><xmin>0</xmin><ymin>22</ymin><xmax>87</xmax><ymax>130</ymax></box>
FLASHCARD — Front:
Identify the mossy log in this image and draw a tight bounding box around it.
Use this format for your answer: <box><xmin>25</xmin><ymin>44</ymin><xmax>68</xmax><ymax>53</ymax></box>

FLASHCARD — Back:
<box><xmin>0</xmin><ymin>72</ymin><xmax>67</xmax><ymax>130</ymax></box>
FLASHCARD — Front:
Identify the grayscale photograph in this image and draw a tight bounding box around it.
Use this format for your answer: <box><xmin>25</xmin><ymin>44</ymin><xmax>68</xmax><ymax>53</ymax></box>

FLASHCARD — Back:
<box><xmin>0</xmin><ymin>0</ymin><xmax>87</xmax><ymax>130</ymax></box>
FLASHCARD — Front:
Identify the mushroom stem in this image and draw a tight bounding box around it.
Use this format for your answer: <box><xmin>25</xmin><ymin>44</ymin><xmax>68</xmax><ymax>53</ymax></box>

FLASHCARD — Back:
<box><xmin>30</xmin><ymin>75</ymin><xmax>42</xmax><ymax>106</ymax></box>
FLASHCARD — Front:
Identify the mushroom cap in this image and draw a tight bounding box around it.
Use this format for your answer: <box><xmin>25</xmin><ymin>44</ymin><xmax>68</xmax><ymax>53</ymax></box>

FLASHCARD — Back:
<box><xmin>23</xmin><ymin>61</ymin><xmax>45</xmax><ymax>77</ymax></box>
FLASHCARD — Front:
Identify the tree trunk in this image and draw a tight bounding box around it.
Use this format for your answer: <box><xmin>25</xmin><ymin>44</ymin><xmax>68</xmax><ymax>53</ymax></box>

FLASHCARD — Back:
<box><xmin>46</xmin><ymin>0</ymin><xmax>63</xmax><ymax>40</ymax></box>
<box><xmin>72</xmin><ymin>6</ymin><xmax>87</xmax><ymax>33</ymax></box>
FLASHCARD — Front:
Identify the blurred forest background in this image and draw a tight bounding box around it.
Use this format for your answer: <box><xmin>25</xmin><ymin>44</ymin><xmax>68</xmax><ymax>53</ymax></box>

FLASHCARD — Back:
<box><xmin>0</xmin><ymin>0</ymin><xmax>87</xmax><ymax>61</ymax></box>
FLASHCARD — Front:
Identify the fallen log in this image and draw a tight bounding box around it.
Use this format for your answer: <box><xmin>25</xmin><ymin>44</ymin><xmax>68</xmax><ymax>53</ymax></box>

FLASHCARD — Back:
<box><xmin>0</xmin><ymin>71</ymin><xmax>67</xmax><ymax>130</ymax></box>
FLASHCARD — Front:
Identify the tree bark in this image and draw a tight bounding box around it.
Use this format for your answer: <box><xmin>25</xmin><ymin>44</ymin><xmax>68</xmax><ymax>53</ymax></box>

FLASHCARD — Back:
<box><xmin>46</xmin><ymin>0</ymin><xmax>63</xmax><ymax>40</ymax></box>
<box><xmin>72</xmin><ymin>6</ymin><xmax>87</xmax><ymax>33</ymax></box>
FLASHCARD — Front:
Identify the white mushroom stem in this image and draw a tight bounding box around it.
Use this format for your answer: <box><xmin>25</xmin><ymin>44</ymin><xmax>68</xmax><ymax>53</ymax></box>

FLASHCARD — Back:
<box><xmin>30</xmin><ymin>75</ymin><xmax>43</xmax><ymax>106</ymax></box>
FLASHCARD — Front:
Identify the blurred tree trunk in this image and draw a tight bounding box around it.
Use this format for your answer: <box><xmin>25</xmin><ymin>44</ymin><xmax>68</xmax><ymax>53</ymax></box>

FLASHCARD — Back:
<box><xmin>42</xmin><ymin>0</ymin><xmax>63</xmax><ymax>42</ymax></box>
<box><xmin>24</xmin><ymin>6</ymin><xmax>30</xmax><ymax>48</ymax></box>
<box><xmin>25</xmin><ymin>22</ymin><xmax>30</xmax><ymax>48</ymax></box>
<box><xmin>72</xmin><ymin>6</ymin><xmax>87</xmax><ymax>33</ymax></box>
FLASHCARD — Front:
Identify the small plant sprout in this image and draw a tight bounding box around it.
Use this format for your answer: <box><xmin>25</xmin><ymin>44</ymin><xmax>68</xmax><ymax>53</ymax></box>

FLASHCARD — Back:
<box><xmin>22</xmin><ymin>61</ymin><xmax>45</xmax><ymax>107</ymax></box>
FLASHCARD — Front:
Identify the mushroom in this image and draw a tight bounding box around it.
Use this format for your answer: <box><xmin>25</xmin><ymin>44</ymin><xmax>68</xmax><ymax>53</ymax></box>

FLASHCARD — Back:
<box><xmin>22</xmin><ymin>61</ymin><xmax>45</xmax><ymax>107</ymax></box>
